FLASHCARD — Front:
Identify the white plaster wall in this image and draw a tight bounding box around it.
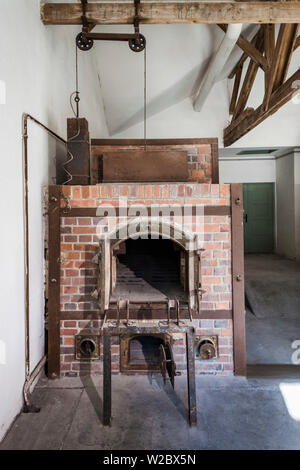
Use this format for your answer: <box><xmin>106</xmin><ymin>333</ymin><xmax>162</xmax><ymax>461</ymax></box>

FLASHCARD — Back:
<box><xmin>0</xmin><ymin>0</ymin><xmax>107</xmax><ymax>441</ymax></box>
<box><xmin>93</xmin><ymin>24</ymin><xmax>300</xmax><ymax>147</ymax></box>
<box><xmin>275</xmin><ymin>153</ymin><xmax>296</xmax><ymax>259</ymax></box>
<box><xmin>219</xmin><ymin>157</ymin><xmax>276</xmax><ymax>184</ymax></box>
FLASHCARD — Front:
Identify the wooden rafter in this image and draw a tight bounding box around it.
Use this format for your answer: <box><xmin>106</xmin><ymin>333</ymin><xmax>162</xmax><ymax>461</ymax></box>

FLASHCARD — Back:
<box><xmin>229</xmin><ymin>64</ymin><xmax>243</xmax><ymax>115</ymax></box>
<box><xmin>224</xmin><ymin>67</ymin><xmax>300</xmax><ymax>147</ymax></box>
<box><xmin>232</xmin><ymin>31</ymin><xmax>265</xmax><ymax>119</ymax></box>
<box><xmin>225</xmin><ymin>20</ymin><xmax>300</xmax><ymax>146</ymax></box>
<box><xmin>263</xmin><ymin>23</ymin><xmax>299</xmax><ymax>110</ymax></box>
<box><xmin>264</xmin><ymin>24</ymin><xmax>275</xmax><ymax>95</ymax></box>
<box><xmin>41</xmin><ymin>2</ymin><xmax>300</xmax><ymax>25</ymax></box>
<box><xmin>294</xmin><ymin>36</ymin><xmax>300</xmax><ymax>50</ymax></box>
<box><xmin>218</xmin><ymin>24</ymin><xmax>267</xmax><ymax>71</ymax></box>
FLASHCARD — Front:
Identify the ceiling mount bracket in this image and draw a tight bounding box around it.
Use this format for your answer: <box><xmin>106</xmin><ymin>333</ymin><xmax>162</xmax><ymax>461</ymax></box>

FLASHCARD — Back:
<box><xmin>76</xmin><ymin>0</ymin><xmax>146</xmax><ymax>52</ymax></box>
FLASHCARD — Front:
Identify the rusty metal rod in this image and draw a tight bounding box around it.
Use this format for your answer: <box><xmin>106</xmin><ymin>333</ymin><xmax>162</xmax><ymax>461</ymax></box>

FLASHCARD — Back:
<box><xmin>22</xmin><ymin>113</ymin><xmax>67</xmax><ymax>411</ymax></box>
<box><xmin>85</xmin><ymin>32</ymin><xmax>138</xmax><ymax>41</ymax></box>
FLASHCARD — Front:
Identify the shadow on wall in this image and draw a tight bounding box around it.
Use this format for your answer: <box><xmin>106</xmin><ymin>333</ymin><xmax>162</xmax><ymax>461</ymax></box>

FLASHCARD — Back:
<box><xmin>107</xmin><ymin>25</ymin><xmax>259</xmax><ymax>135</ymax></box>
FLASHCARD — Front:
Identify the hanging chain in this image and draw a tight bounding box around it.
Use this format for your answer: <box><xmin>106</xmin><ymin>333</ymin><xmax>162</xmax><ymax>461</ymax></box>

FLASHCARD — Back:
<box><xmin>70</xmin><ymin>43</ymin><xmax>80</xmax><ymax>118</ymax></box>
<box><xmin>75</xmin><ymin>43</ymin><xmax>80</xmax><ymax>117</ymax></box>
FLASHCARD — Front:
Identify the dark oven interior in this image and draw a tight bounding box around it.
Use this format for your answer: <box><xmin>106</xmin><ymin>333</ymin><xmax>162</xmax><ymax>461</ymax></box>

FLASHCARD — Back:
<box><xmin>120</xmin><ymin>334</ymin><xmax>168</xmax><ymax>372</ymax></box>
<box><xmin>111</xmin><ymin>237</ymin><xmax>187</xmax><ymax>302</ymax></box>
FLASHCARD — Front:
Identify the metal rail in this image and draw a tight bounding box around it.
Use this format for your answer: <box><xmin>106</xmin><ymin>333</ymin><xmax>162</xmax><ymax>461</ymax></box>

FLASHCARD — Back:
<box><xmin>22</xmin><ymin>113</ymin><xmax>67</xmax><ymax>411</ymax></box>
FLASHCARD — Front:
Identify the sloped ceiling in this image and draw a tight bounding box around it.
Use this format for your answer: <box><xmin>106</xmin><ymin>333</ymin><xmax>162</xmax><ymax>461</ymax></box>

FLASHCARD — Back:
<box><xmin>90</xmin><ymin>23</ymin><xmax>300</xmax><ymax>147</ymax></box>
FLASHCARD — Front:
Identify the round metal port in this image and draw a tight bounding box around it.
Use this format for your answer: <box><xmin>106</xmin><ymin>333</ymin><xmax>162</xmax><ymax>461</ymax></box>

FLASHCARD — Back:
<box><xmin>196</xmin><ymin>339</ymin><xmax>216</xmax><ymax>360</ymax></box>
<box><xmin>79</xmin><ymin>338</ymin><xmax>96</xmax><ymax>357</ymax></box>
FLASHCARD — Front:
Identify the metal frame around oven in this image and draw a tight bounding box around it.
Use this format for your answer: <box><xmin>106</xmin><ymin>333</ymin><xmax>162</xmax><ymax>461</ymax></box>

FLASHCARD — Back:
<box><xmin>47</xmin><ymin>183</ymin><xmax>246</xmax><ymax>381</ymax></box>
<box><xmin>102</xmin><ymin>323</ymin><xmax>197</xmax><ymax>426</ymax></box>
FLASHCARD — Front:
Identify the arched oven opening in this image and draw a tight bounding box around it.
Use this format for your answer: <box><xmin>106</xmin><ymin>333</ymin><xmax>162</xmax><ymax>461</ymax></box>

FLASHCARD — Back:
<box><xmin>111</xmin><ymin>236</ymin><xmax>187</xmax><ymax>303</ymax></box>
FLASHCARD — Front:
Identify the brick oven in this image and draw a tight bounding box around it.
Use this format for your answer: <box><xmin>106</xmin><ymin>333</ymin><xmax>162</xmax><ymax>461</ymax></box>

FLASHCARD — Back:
<box><xmin>47</xmin><ymin>135</ymin><xmax>245</xmax><ymax>426</ymax></box>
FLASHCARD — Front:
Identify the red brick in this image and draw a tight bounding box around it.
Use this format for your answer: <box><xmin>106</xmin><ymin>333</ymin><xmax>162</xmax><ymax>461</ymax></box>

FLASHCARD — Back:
<box><xmin>153</xmin><ymin>185</ymin><xmax>160</xmax><ymax>198</ymax></box>
<box><xmin>66</xmin><ymin>269</ymin><xmax>79</xmax><ymax>276</ymax></box>
<box><xmin>121</xmin><ymin>186</ymin><xmax>128</xmax><ymax>197</ymax></box>
<box><xmin>221</xmin><ymin>328</ymin><xmax>232</xmax><ymax>336</ymax></box>
<box><xmin>91</xmin><ymin>186</ymin><xmax>98</xmax><ymax>198</ymax></box>
<box><xmin>64</xmin><ymin>321</ymin><xmax>77</xmax><ymax>328</ymax></box>
<box><xmin>82</xmin><ymin>187</ymin><xmax>90</xmax><ymax>199</ymax></box>
<box><xmin>198</xmin><ymin>145</ymin><xmax>211</xmax><ymax>154</ymax></box>
<box><xmin>64</xmin><ymin>286</ymin><xmax>78</xmax><ymax>294</ymax></box>
<box><xmin>99</xmin><ymin>185</ymin><xmax>106</xmax><ymax>198</ymax></box>
<box><xmin>64</xmin><ymin>236</ymin><xmax>77</xmax><ymax>243</ymax></box>
<box><xmin>78</xmin><ymin>218</ymin><xmax>91</xmax><ymax>225</ymax></box>
<box><xmin>73</xmin><ymin>227</ymin><xmax>96</xmax><ymax>234</ymax></box>
<box><xmin>79</xmin><ymin>235</ymin><xmax>92</xmax><ymax>242</ymax></box>
<box><xmin>192</xmin><ymin>170</ymin><xmax>205</xmax><ymax>179</ymax></box>
<box><xmin>64</xmin><ymin>337</ymin><xmax>74</xmax><ymax>345</ymax></box>
<box><xmin>73</xmin><ymin>186</ymin><xmax>81</xmax><ymax>199</ymax></box>
<box><xmin>220</xmin><ymin>184</ymin><xmax>230</xmax><ymax>197</ymax></box>
<box><xmin>61</xmin><ymin>243</ymin><xmax>73</xmax><ymax>251</ymax></box>
<box><xmin>202</xmin><ymin>277</ymin><xmax>222</xmax><ymax>285</ymax></box>
<box><xmin>137</xmin><ymin>186</ymin><xmax>144</xmax><ymax>198</ymax></box>
<box><xmin>162</xmin><ymin>185</ymin><xmax>168</xmax><ymax>198</ymax></box>
<box><xmin>64</xmin><ymin>218</ymin><xmax>77</xmax><ymax>225</ymax></box>
<box><xmin>61</xmin><ymin>328</ymin><xmax>78</xmax><ymax>336</ymax></box>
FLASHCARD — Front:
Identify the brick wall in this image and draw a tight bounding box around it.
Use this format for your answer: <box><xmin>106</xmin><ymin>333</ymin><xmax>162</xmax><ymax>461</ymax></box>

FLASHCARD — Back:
<box><xmin>58</xmin><ymin>183</ymin><xmax>233</xmax><ymax>377</ymax></box>
<box><xmin>60</xmin><ymin>319</ymin><xmax>233</xmax><ymax>377</ymax></box>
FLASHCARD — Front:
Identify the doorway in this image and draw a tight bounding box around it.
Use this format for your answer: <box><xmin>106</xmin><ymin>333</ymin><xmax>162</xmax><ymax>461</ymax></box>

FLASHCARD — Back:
<box><xmin>243</xmin><ymin>183</ymin><xmax>275</xmax><ymax>254</ymax></box>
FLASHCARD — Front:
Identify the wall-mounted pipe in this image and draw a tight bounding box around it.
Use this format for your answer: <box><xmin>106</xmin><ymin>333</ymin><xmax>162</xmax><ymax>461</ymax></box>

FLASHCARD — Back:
<box><xmin>22</xmin><ymin>113</ymin><xmax>67</xmax><ymax>412</ymax></box>
<box><xmin>193</xmin><ymin>23</ymin><xmax>243</xmax><ymax>112</ymax></box>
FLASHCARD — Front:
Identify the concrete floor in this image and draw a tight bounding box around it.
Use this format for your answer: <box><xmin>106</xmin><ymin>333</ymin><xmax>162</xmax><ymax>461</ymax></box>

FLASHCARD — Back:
<box><xmin>1</xmin><ymin>374</ymin><xmax>300</xmax><ymax>450</ymax></box>
<box><xmin>1</xmin><ymin>253</ymin><xmax>300</xmax><ymax>450</ymax></box>
<box><xmin>245</xmin><ymin>254</ymin><xmax>300</xmax><ymax>364</ymax></box>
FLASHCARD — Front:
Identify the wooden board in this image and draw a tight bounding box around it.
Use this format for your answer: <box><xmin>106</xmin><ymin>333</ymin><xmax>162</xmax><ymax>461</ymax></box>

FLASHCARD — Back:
<box><xmin>41</xmin><ymin>2</ymin><xmax>300</xmax><ymax>25</ymax></box>
<box><xmin>47</xmin><ymin>186</ymin><xmax>61</xmax><ymax>379</ymax></box>
<box><xmin>101</xmin><ymin>150</ymin><xmax>189</xmax><ymax>182</ymax></box>
<box><xmin>231</xmin><ymin>184</ymin><xmax>246</xmax><ymax>377</ymax></box>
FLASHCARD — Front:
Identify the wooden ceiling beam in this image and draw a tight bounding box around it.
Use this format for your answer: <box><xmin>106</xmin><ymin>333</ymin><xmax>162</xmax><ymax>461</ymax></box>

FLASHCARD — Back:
<box><xmin>224</xmin><ymin>67</ymin><xmax>300</xmax><ymax>146</ymax></box>
<box><xmin>41</xmin><ymin>2</ymin><xmax>300</xmax><ymax>25</ymax></box>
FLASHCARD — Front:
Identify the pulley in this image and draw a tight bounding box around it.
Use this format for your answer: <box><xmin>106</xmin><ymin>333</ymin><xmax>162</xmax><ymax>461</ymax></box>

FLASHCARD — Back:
<box><xmin>76</xmin><ymin>0</ymin><xmax>146</xmax><ymax>53</ymax></box>
<box><xmin>76</xmin><ymin>32</ymin><xmax>94</xmax><ymax>51</ymax></box>
<box><xmin>128</xmin><ymin>34</ymin><xmax>146</xmax><ymax>53</ymax></box>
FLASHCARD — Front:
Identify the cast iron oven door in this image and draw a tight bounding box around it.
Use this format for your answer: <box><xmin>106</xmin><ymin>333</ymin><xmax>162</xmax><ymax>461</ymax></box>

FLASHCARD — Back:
<box><xmin>120</xmin><ymin>332</ymin><xmax>175</xmax><ymax>377</ymax></box>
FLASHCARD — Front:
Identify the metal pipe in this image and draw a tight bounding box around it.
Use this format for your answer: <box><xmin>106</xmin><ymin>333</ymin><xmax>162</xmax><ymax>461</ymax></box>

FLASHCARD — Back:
<box><xmin>23</xmin><ymin>355</ymin><xmax>47</xmax><ymax>413</ymax></box>
<box><xmin>193</xmin><ymin>23</ymin><xmax>243</xmax><ymax>111</ymax></box>
<box><xmin>22</xmin><ymin>113</ymin><xmax>67</xmax><ymax>412</ymax></box>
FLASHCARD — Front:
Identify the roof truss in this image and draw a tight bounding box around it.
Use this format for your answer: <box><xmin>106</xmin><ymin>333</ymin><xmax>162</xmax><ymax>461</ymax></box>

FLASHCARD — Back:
<box><xmin>224</xmin><ymin>23</ymin><xmax>300</xmax><ymax>146</ymax></box>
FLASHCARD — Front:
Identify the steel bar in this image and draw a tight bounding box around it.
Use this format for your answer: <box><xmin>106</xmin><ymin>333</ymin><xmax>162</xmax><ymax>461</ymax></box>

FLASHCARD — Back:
<box><xmin>186</xmin><ymin>331</ymin><xmax>197</xmax><ymax>426</ymax></box>
<box><xmin>103</xmin><ymin>329</ymin><xmax>112</xmax><ymax>426</ymax></box>
<box><xmin>85</xmin><ymin>32</ymin><xmax>137</xmax><ymax>41</ymax></box>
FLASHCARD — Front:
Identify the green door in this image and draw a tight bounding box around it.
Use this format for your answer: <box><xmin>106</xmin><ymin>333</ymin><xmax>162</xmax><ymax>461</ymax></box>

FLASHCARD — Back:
<box><xmin>243</xmin><ymin>183</ymin><xmax>275</xmax><ymax>253</ymax></box>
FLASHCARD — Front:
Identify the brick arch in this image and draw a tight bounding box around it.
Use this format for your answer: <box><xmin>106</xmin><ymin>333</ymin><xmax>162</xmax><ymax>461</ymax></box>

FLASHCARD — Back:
<box><xmin>108</xmin><ymin>217</ymin><xmax>198</xmax><ymax>252</ymax></box>
<box><xmin>98</xmin><ymin>218</ymin><xmax>199</xmax><ymax>313</ymax></box>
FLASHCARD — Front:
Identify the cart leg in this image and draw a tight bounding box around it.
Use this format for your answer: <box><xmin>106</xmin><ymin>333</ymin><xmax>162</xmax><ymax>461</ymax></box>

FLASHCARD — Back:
<box><xmin>186</xmin><ymin>331</ymin><xmax>197</xmax><ymax>426</ymax></box>
<box><xmin>103</xmin><ymin>330</ymin><xmax>112</xmax><ymax>426</ymax></box>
